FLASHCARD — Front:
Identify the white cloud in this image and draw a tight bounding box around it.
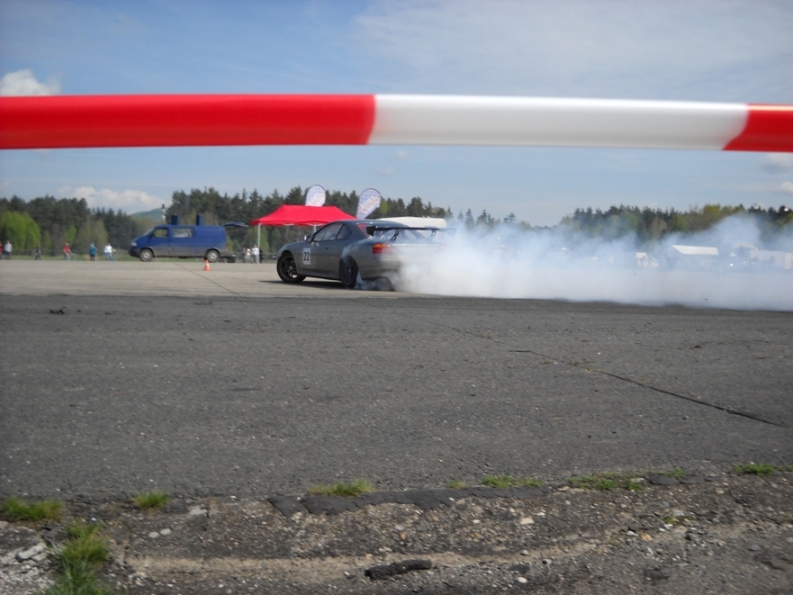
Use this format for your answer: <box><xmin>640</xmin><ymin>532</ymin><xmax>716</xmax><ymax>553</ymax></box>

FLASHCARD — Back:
<box><xmin>62</xmin><ymin>186</ymin><xmax>162</xmax><ymax>212</ymax></box>
<box><xmin>780</xmin><ymin>181</ymin><xmax>793</xmax><ymax>194</ymax></box>
<box><xmin>0</xmin><ymin>69</ymin><xmax>60</xmax><ymax>96</ymax></box>
<box><xmin>763</xmin><ymin>153</ymin><xmax>793</xmax><ymax>172</ymax></box>
<box><xmin>353</xmin><ymin>0</ymin><xmax>793</xmax><ymax>100</ymax></box>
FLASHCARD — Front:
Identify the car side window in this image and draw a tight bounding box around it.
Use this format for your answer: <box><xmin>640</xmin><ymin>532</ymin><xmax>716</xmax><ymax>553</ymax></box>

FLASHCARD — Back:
<box><xmin>336</xmin><ymin>224</ymin><xmax>351</xmax><ymax>241</ymax></box>
<box><xmin>313</xmin><ymin>223</ymin><xmax>343</xmax><ymax>242</ymax></box>
<box><xmin>152</xmin><ymin>228</ymin><xmax>168</xmax><ymax>238</ymax></box>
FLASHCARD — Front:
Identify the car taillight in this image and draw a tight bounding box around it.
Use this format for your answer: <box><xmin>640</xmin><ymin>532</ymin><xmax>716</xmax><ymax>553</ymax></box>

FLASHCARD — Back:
<box><xmin>372</xmin><ymin>243</ymin><xmax>393</xmax><ymax>254</ymax></box>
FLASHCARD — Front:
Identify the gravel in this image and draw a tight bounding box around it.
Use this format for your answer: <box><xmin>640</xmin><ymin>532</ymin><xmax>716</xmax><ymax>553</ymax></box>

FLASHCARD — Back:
<box><xmin>2</xmin><ymin>471</ymin><xmax>791</xmax><ymax>594</ymax></box>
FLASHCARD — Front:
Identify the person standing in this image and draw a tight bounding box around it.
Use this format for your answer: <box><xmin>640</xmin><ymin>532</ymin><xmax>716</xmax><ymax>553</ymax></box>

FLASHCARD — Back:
<box><xmin>63</xmin><ymin>243</ymin><xmax>72</xmax><ymax>260</ymax></box>
<box><xmin>104</xmin><ymin>242</ymin><xmax>113</xmax><ymax>260</ymax></box>
<box><xmin>34</xmin><ymin>245</ymin><xmax>42</xmax><ymax>260</ymax></box>
<box><xmin>3</xmin><ymin>240</ymin><xmax>11</xmax><ymax>260</ymax></box>
<box><xmin>251</xmin><ymin>244</ymin><xmax>259</xmax><ymax>264</ymax></box>
<box><xmin>89</xmin><ymin>242</ymin><xmax>97</xmax><ymax>261</ymax></box>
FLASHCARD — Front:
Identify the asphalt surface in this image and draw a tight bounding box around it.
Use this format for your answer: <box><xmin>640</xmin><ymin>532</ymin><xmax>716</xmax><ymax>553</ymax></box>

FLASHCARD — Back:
<box><xmin>1</xmin><ymin>261</ymin><xmax>791</xmax><ymax>501</ymax></box>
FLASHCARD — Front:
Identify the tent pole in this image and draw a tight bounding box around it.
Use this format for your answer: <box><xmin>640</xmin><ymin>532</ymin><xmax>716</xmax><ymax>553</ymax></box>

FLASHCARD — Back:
<box><xmin>257</xmin><ymin>224</ymin><xmax>261</xmax><ymax>262</ymax></box>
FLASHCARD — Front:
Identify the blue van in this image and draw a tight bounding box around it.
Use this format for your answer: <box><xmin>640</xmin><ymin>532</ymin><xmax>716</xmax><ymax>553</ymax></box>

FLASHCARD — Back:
<box><xmin>129</xmin><ymin>218</ymin><xmax>235</xmax><ymax>262</ymax></box>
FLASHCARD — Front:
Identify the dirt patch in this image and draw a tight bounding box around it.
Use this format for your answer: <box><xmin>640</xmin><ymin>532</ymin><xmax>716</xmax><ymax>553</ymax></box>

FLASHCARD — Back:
<box><xmin>2</xmin><ymin>472</ymin><xmax>792</xmax><ymax>594</ymax></box>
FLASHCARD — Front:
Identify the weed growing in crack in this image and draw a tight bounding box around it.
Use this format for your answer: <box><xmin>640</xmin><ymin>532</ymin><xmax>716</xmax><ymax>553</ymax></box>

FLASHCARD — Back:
<box><xmin>570</xmin><ymin>472</ymin><xmax>641</xmax><ymax>491</ymax></box>
<box><xmin>733</xmin><ymin>464</ymin><xmax>779</xmax><ymax>476</ymax></box>
<box><xmin>44</xmin><ymin>521</ymin><xmax>115</xmax><ymax>595</ymax></box>
<box><xmin>0</xmin><ymin>497</ymin><xmax>63</xmax><ymax>521</ymax></box>
<box><xmin>309</xmin><ymin>479</ymin><xmax>375</xmax><ymax>497</ymax></box>
<box><xmin>132</xmin><ymin>491</ymin><xmax>170</xmax><ymax>510</ymax></box>
<box><xmin>482</xmin><ymin>475</ymin><xmax>543</xmax><ymax>489</ymax></box>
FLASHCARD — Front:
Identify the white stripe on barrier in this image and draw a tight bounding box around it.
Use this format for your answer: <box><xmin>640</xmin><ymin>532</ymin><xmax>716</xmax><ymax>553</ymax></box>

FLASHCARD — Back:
<box><xmin>370</xmin><ymin>95</ymin><xmax>748</xmax><ymax>149</ymax></box>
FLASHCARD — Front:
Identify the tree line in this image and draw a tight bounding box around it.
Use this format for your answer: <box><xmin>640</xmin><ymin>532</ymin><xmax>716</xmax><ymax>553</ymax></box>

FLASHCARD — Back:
<box><xmin>2</xmin><ymin>187</ymin><xmax>791</xmax><ymax>257</ymax></box>
<box><xmin>558</xmin><ymin>204</ymin><xmax>793</xmax><ymax>247</ymax></box>
<box><xmin>0</xmin><ymin>196</ymin><xmax>150</xmax><ymax>256</ymax></box>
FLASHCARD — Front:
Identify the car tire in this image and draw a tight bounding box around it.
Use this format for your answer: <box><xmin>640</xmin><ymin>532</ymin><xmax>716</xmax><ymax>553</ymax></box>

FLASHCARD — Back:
<box><xmin>206</xmin><ymin>249</ymin><xmax>220</xmax><ymax>263</ymax></box>
<box><xmin>339</xmin><ymin>257</ymin><xmax>358</xmax><ymax>289</ymax></box>
<box><xmin>277</xmin><ymin>252</ymin><xmax>306</xmax><ymax>284</ymax></box>
<box><xmin>139</xmin><ymin>249</ymin><xmax>153</xmax><ymax>262</ymax></box>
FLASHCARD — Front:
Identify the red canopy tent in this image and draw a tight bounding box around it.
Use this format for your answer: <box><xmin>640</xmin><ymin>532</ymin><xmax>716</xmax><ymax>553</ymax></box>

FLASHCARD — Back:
<box><xmin>250</xmin><ymin>204</ymin><xmax>355</xmax><ymax>227</ymax></box>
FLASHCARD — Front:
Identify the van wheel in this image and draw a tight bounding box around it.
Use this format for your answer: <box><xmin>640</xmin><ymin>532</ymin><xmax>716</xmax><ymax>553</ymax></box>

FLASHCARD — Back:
<box><xmin>206</xmin><ymin>249</ymin><xmax>220</xmax><ymax>263</ymax></box>
<box><xmin>139</xmin><ymin>249</ymin><xmax>153</xmax><ymax>262</ymax></box>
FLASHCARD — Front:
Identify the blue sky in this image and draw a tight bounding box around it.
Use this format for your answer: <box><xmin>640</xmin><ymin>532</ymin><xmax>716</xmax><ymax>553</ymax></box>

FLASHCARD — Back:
<box><xmin>1</xmin><ymin>0</ymin><xmax>791</xmax><ymax>225</ymax></box>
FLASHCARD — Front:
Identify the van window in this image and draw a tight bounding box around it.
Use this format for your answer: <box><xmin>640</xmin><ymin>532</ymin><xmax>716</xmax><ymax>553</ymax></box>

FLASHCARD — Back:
<box><xmin>172</xmin><ymin>227</ymin><xmax>194</xmax><ymax>238</ymax></box>
<box><xmin>152</xmin><ymin>228</ymin><xmax>168</xmax><ymax>238</ymax></box>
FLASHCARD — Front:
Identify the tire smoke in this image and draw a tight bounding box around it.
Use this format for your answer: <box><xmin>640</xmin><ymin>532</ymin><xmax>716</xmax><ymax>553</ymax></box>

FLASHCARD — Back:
<box><xmin>394</xmin><ymin>215</ymin><xmax>793</xmax><ymax>311</ymax></box>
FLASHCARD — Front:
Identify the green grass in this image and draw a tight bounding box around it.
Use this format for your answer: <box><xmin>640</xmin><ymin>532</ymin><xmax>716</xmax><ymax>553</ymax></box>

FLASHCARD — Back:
<box><xmin>0</xmin><ymin>497</ymin><xmax>63</xmax><ymax>521</ymax></box>
<box><xmin>662</xmin><ymin>515</ymin><xmax>689</xmax><ymax>525</ymax></box>
<box><xmin>656</xmin><ymin>468</ymin><xmax>686</xmax><ymax>479</ymax></box>
<box><xmin>132</xmin><ymin>491</ymin><xmax>169</xmax><ymax>510</ymax></box>
<box><xmin>570</xmin><ymin>472</ymin><xmax>642</xmax><ymax>491</ymax></box>
<box><xmin>59</xmin><ymin>523</ymin><xmax>110</xmax><ymax>566</ymax></box>
<box><xmin>447</xmin><ymin>479</ymin><xmax>468</xmax><ymax>489</ymax></box>
<box><xmin>733</xmin><ymin>463</ymin><xmax>779</xmax><ymax>476</ymax></box>
<box><xmin>308</xmin><ymin>479</ymin><xmax>375</xmax><ymax>497</ymax></box>
<box><xmin>43</xmin><ymin>522</ymin><xmax>115</xmax><ymax>595</ymax></box>
<box><xmin>482</xmin><ymin>474</ymin><xmax>544</xmax><ymax>489</ymax></box>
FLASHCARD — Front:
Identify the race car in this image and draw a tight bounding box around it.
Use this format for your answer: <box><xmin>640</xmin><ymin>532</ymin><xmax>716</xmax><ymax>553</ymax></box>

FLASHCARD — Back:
<box><xmin>275</xmin><ymin>219</ymin><xmax>450</xmax><ymax>289</ymax></box>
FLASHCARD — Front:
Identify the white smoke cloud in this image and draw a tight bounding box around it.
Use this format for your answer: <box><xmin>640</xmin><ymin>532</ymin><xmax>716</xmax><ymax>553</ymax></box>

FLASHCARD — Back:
<box><xmin>0</xmin><ymin>69</ymin><xmax>60</xmax><ymax>96</ymax></box>
<box><xmin>62</xmin><ymin>186</ymin><xmax>162</xmax><ymax>212</ymax></box>
<box><xmin>394</xmin><ymin>215</ymin><xmax>793</xmax><ymax>311</ymax></box>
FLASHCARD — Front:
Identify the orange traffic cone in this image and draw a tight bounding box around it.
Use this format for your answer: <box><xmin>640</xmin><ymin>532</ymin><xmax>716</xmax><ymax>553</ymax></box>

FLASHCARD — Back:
<box><xmin>204</xmin><ymin>259</ymin><xmax>211</xmax><ymax>271</ymax></box>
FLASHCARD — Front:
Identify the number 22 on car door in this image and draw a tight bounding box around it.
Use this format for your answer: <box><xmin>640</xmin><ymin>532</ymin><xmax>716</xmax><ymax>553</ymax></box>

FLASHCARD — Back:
<box><xmin>302</xmin><ymin>247</ymin><xmax>312</xmax><ymax>267</ymax></box>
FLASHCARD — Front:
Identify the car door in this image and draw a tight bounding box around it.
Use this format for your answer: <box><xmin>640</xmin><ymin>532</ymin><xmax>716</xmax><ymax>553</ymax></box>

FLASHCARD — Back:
<box><xmin>320</xmin><ymin>222</ymin><xmax>359</xmax><ymax>275</ymax></box>
<box><xmin>310</xmin><ymin>222</ymin><xmax>344</xmax><ymax>275</ymax></box>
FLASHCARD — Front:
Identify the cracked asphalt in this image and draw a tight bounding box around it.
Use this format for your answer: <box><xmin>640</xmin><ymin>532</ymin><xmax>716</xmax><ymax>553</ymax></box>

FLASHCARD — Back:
<box><xmin>1</xmin><ymin>261</ymin><xmax>790</xmax><ymax>501</ymax></box>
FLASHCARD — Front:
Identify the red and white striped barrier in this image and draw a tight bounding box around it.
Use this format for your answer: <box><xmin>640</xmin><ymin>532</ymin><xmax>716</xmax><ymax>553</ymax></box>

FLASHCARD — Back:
<box><xmin>1</xmin><ymin>94</ymin><xmax>791</xmax><ymax>152</ymax></box>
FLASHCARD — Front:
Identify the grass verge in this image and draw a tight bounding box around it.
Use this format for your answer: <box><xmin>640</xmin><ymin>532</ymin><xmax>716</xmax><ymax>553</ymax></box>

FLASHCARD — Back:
<box><xmin>308</xmin><ymin>479</ymin><xmax>375</xmax><ymax>497</ymax></box>
<box><xmin>0</xmin><ymin>497</ymin><xmax>63</xmax><ymax>521</ymax></box>
<box><xmin>482</xmin><ymin>474</ymin><xmax>544</xmax><ymax>489</ymax></box>
<box><xmin>132</xmin><ymin>491</ymin><xmax>169</xmax><ymax>510</ymax></box>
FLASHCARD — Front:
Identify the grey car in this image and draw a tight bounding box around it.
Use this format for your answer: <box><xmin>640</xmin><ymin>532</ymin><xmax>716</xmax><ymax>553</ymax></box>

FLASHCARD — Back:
<box><xmin>276</xmin><ymin>220</ymin><xmax>448</xmax><ymax>289</ymax></box>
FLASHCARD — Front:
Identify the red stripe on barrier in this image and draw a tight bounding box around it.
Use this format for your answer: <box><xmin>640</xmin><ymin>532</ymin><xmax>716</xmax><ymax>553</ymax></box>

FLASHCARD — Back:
<box><xmin>724</xmin><ymin>104</ymin><xmax>793</xmax><ymax>152</ymax></box>
<box><xmin>0</xmin><ymin>94</ymin><xmax>376</xmax><ymax>149</ymax></box>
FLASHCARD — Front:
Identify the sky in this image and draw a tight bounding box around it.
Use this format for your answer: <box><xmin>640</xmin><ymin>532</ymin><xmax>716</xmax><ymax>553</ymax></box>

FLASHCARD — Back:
<box><xmin>0</xmin><ymin>0</ymin><xmax>791</xmax><ymax>226</ymax></box>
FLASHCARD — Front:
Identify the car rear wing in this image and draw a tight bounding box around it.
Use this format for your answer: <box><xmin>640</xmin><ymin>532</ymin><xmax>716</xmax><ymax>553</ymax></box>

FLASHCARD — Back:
<box><xmin>365</xmin><ymin>225</ymin><xmax>456</xmax><ymax>241</ymax></box>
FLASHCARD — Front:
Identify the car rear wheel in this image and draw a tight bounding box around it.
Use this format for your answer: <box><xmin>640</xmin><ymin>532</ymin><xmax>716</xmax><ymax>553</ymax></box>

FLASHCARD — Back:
<box><xmin>277</xmin><ymin>252</ymin><xmax>306</xmax><ymax>283</ymax></box>
<box><xmin>339</xmin><ymin>257</ymin><xmax>358</xmax><ymax>289</ymax></box>
<box><xmin>205</xmin><ymin>249</ymin><xmax>220</xmax><ymax>263</ymax></box>
<box><xmin>139</xmin><ymin>249</ymin><xmax>153</xmax><ymax>262</ymax></box>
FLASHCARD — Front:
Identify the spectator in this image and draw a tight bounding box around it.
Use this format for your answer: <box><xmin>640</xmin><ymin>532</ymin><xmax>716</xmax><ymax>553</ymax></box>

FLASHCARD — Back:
<box><xmin>251</xmin><ymin>244</ymin><xmax>259</xmax><ymax>264</ymax></box>
<box><xmin>63</xmin><ymin>243</ymin><xmax>72</xmax><ymax>260</ymax></box>
<box><xmin>89</xmin><ymin>242</ymin><xmax>97</xmax><ymax>261</ymax></box>
<box><xmin>34</xmin><ymin>245</ymin><xmax>42</xmax><ymax>260</ymax></box>
<box><xmin>3</xmin><ymin>240</ymin><xmax>11</xmax><ymax>260</ymax></box>
<box><xmin>104</xmin><ymin>242</ymin><xmax>113</xmax><ymax>260</ymax></box>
